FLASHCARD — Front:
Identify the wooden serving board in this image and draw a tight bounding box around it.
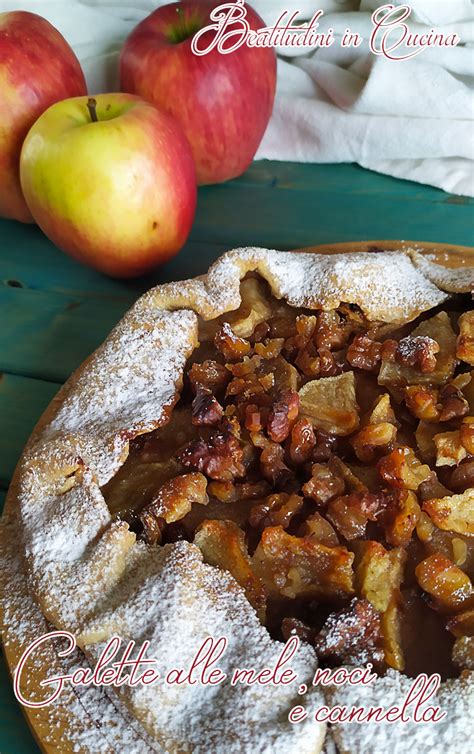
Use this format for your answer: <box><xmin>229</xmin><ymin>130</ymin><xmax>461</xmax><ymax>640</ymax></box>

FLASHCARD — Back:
<box><xmin>1</xmin><ymin>240</ymin><xmax>473</xmax><ymax>754</ymax></box>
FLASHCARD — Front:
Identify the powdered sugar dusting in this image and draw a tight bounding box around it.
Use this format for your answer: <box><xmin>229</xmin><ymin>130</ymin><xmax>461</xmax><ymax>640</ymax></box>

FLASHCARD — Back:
<box><xmin>260</xmin><ymin>249</ymin><xmax>448</xmax><ymax>319</ymax></box>
<box><xmin>147</xmin><ymin>248</ymin><xmax>449</xmax><ymax>325</ymax></box>
<box><xmin>328</xmin><ymin>668</ymin><xmax>474</xmax><ymax>754</ymax></box>
<box><xmin>4</xmin><ymin>246</ymin><xmax>472</xmax><ymax>753</ymax></box>
<box><xmin>410</xmin><ymin>250</ymin><xmax>474</xmax><ymax>293</ymax></box>
<box><xmin>0</xmin><ymin>513</ymin><xmax>162</xmax><ymax>754</ymax></box>
<box><xmin>79</xmin><ymin>540</ymin><xmax>326</xmax><ymax>754</ymax></box>
<box><xmin>39</xmin><ymin>307</ymin><xmax>199</xmax><ymax>487</ymax></box>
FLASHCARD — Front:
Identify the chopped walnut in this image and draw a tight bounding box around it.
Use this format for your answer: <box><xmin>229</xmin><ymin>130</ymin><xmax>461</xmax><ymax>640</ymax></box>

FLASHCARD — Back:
<box><xmin>351</xmin><ymin>394</ymin><xmax>398</xmax><ymax>462</ymax></box>
<box><xmin>460</xmin><ymin>417</ymin><xmax>474</xmax><ymax>453</ymax></box>
<box><xmin>214</xmin><ymin>322</ymin><xmax>251</xmax><ymax>360</ymax></box>
<box><xmin>346</xmin><ymin>334</ymin><xmax>382</xmax><ymax>372</ymax></box>
<box><xmin>423</xmin><ymin>488</ymin><xmax>474</xmax><ymax>536</ymax></box>
<box><xmin>298</xmin><ymin>371</ymin><xmax>360</xmax><ymax>436</ymax></box>
<box><xmin>244</xmin><ymin>403</ymin><xmax>264</xmax><ymax>433</ymax></box>
<box><xmin>314</xmin><ymin>598</ymin><xmax>384</xmax><ymax>668</ymax></box>
<box><xmin>289</xmin><ymin>417</ymin><xmax>316</xmax><ymax>464</ymax></box>
<box><xmin>254</xmin><ymin>338</ymin><xmax>284</xmax><ymax>359</ymax></box>
<box><xmin>251</xmin><ymin>432</ymin><xmax>292</xmax><ymax>488</ymax></box>
<box><xmin>382</xmin><ymin>489</ymin><xmax>421</xmax><ymax>546</ymax></box>
<box><xmin>106</xmin><ymin>282</ymin><xmax>474</xmax><ymax>681</ymax></box>
<box><xmin>355</xmin><ymin>541</ymin><xmax>406</xmax><ymax>613</ymax></box>
<box><xmin>267</xmin><ymin>389</ymin><xmax>299</xmax><ymax>443</ymax></box>
<box><xmin>226</xmin><ymin>354</ymin><xmax>262</xmax><ymax>378</ymax></box>
<box><xmin>194</xmin><ymin>519</ymin><xmax>266</xmax><ymax>621</ymax></box>
<box><xmin>315</xmin><ymin>310</ymin><xmax>351</xmax><ymax>351</ymax></box>
<box><xmin>139</xmin><ymin>473</ymin><xmax>208</xmax><ymax>544</ymax></box>
<box><xmin>312</xmin><ymin>430</ymin><xmax>338</xmax><ymax>462</ymax></box>
<box><xmin>294</xmin><ymin>342</ymin><xmax>321</xmax><ymax>378</ymax></box>
<box><xmin>320</xmin><ymin>347</ymin><xmax>344</xmax><ymax>377</ymax></box>
<box><xmin>433</xmin><ymin>430</ymin><xmax>468</xmax><ymax>467</ymax></box>
<box><xmin>298</xmin><ymin>511</ymin><xmax>339</xmax><ymax>546</ymax></box>
<box><xmin>207</xmin><ymin>480</ymin><xmax>236</xmax><ymax>502</ymax></box>
<box><xmin>457</xmin><ymin>311</ymin><xmax>474</xmax><ymax>365</ymax></box>
<box><xmin>405</xmin><ymin>385</ymin><xmax>441</xmax><ymax>421</ymax></box>
<box><xmin>396</xmin><ymin>335</ymin><xmax>440</xmax><ymax>373</ymax></box>
<box><xmin>405</xmin><ymin>383</ymin><xmax>469</xmax><ymax>423</ymax></box>
<box><xmin>378</xmin><ymin>446</ymin><xmax>431</xmax><ymax>490</ymax></box>
<box><xmin>326</xmin><ymin>492</ymin><xmax>381</xmax><ymax>541</ymax></box>
<box><xmin>191</xmin><ymin>387</ymin><xmax>223</xmax><ymax>426</ymax></box>
<box><xmin>302</xmin><ymin>462</ymin><xmax>345</xmax><ymax>506</ymax></box>
<box><xmin>207</xmin><ymin>479</ymin><xmax>271</xmax><ymax>503</ymax></box>
<box><xmin>415</xmin><ymin>553</ymin><xmax>474</xmax><ymax>612</ymax></box>
<box><xmin>252</xmin><ymin>526</ymin><xmax>354</xmax><ymax>599</ymax></box>
<box><xmin>188</xmin><ymin>360</ymin><xmax>230</xmax><ymax>394</ymax></box>
<box><xmin>226</xmin><ymin>371</ymin><xmax>268</xmax><ymax>401</ymax></box>
<box><xmin>352</xmin><ymin>422</ymin><xmax>397</xmax><ymax>463</ymax></box>
<box><xmin>285</xmin><ymin>314</ymin><xmax>316</xmax><ymax>354</ymax></box>
<box><xmin>177</xmin><ymin>420</ymin><xmax>245</xmax><ymax>481</ymax></box>
<box><xmin>379</xmin><ymin>312</ymin><xmax>457</xmax><ymax>388</ymax></box>
<box><xmin>249</xmin><ymin>493</ymin><xmax>303</xmax><ymax>530</ymax></box>
<box><xmin>379</xmin><ymin>339</ymin><xmax>399</xmax><ymax>362</ymax></box>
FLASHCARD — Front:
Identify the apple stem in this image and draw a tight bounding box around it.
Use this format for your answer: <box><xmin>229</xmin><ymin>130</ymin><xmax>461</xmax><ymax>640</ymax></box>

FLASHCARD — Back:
<box><xmin>87</xmin><ymin>98</ymin><xmax>99</xmax><ymax>123</ymax></box>
<box><xmin>176</xmin><ymin>6</ymin><xmax>186</xmax><ymax>39</ymax></box>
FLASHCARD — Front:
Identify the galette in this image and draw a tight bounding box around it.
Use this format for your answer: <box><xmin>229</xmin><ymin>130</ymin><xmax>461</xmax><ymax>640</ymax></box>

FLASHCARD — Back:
<box><xmin>6</xmin><ymin>245</ymin><xmax>474</xmax><ymax>753</ymax></box>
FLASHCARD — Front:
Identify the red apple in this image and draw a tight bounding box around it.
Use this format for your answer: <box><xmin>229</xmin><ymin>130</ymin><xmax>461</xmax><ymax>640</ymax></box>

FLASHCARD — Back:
<box><xmin>20</xmin><ymin>94</ymin><xmax>197</xmax><ymax>277</ymax></box>
<box><xmin>0</xmin><ymin>11</ymin><xmax>87</xmax><ymax>223</ymax></box>
<box><xmin>120</xmin><ymin>1</ymin><xmax>276</xmax><ymax>185</ymax></box>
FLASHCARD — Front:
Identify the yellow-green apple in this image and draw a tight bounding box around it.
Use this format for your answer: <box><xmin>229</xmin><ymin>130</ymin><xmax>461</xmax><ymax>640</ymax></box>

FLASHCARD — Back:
<box><xmin>120</xmin><ymin>1</ymin><xmax>276</xmax><ymax>185</ymax></box>
<box><xmin>0</xmin><ymin>11</ymin><xmax>87</xmax><ymax>223</ymax></box>
<box><xmin>20</xmin><ymin>94</ymin><xmax>197</xmax><ymax>277</ymax></box>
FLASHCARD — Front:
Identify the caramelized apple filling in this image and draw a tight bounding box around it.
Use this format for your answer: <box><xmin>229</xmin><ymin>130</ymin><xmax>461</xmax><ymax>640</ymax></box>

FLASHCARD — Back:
<box><xmin>103</xmin><ymin>275</ymin><xmax>474</xmax><ymax>679</ymax></box>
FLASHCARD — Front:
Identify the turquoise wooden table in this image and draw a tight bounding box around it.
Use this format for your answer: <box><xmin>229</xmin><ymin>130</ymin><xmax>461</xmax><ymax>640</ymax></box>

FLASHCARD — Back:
<box><xmin>1</xmin><ymin>160</ymin><xmax>473</xmax><ymax>753</ymax></box>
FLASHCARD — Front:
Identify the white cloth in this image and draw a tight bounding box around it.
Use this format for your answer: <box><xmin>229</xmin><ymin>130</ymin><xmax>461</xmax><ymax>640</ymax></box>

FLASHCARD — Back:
<box><xmin>256</xmin><ymin>1</ymin><xmax>474</xmax><ymax>197</ymax></box>
<box><xmin>2</xmin><ymin>0</ymin><xmax>473</xmax><ymax>196</ymax></box>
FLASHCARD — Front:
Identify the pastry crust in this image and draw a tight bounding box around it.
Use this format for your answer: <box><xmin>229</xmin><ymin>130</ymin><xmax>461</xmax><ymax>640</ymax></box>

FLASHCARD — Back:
<box><xmin>2</xmin><ymin>244</ymin><xmax>474</xmax><ymax>754</ymax></box>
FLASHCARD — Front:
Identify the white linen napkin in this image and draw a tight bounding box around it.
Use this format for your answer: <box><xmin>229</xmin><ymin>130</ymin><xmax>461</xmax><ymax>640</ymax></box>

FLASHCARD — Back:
<box><xmin>1</xmin><ymin>0</ymin><xmax>473</xmax><ymax>196</ymax></box>
<box><xmin>255</xmin><ymin>1</ymin><xmax>474</xmax><ymax>197</ymax></box>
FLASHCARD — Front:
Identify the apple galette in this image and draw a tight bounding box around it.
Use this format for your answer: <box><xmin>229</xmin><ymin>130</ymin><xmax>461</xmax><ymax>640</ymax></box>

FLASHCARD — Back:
<box><xmin>5</xmin><ymin>245</ymin><xmax>474</xmax><ymax>753</ymax></box>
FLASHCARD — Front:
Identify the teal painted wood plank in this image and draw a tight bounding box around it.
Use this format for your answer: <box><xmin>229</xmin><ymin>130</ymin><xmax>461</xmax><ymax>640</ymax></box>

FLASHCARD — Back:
<box><xmin>0</xmin><ymin>374</ymin><xmax>58</xmax><ymax>486</ymax></box>
<box><xmin>0</xmin><ymin>287</ymin><xmax>130</xmax><ymax>383</ymax></box>
<box><xmin>2</xmin><ymin>162</ymin><xmax>472</xmax><ymax>304</ymax></box>
<box><xmin>235</xmin><ymin>161</ymin><xmax>474</xmax><ymax>202</ymax></box>
<box><xmin>0</xmin><ymin>220</ymin><xmax>228</xmax><ymax>297</ymax></box>
<box><xmin>0</xmin><ymin>652</ymin><xmax>40</xmax><ymax>754</ymax></box>
<box><xmin>191</xmin><ymin>184</ymin><xmax>474</xmax><ymax>249</ymax></box>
